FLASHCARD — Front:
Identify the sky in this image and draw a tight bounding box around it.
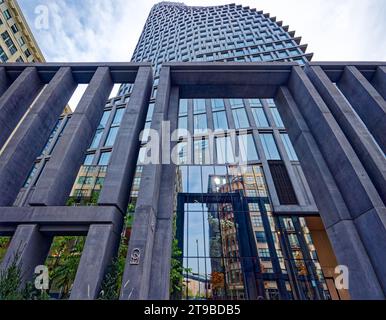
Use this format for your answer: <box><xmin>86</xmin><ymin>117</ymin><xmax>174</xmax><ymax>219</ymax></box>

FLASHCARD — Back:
<box><xmin>18</xmin><ymin>0</ymin><xmax>386</xmax><ymax>109</ymax></box>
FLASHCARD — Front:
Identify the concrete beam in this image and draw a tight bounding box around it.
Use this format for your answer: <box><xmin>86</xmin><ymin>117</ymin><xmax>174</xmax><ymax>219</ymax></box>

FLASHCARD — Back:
<box><xmin>0</xmin><ymin>67</ymin><xmax>76</xmax><ymax>206</ymax></box>
<box><xmin>29</xmin><ymin>67</ymin><xmax>113</xmax><ymax>206</ymax></box>
<box><xmin>338</xmin><ymin>66</ymin><xmax>386</xmax><ymax>153</ymax></box>
<box><xmin>288</xmin><ymin>66</ymin><xmax>386</xmax><ymax>296</ymax></box>
<box><xmin>371</xmin><ymin>66</ymin><xmax>386</xmax><ymax>100</ymax></box>
<box><xmin>0</xmin><ymin>67</ymin><xmax>10</xmax><ymax>97</ymax></box>
<box><xmin>70</xmin><ymin>223</ymin><xmax>122</xmax><ymax>300</ymax></box>
<box><xmin>0</xmin><ymin>67</ymin><xmax>42</xmax><ymax>148</ymax></box>
<box><xmin>148</xmin><ymin>86</ymin><xmax>180</xmax><ymax>300</ymax></box>
<box><xmin>98</xmin><ymin>66</ymin><xmax>153</xmax><ymax>213</ymax></box>
<box><xmin>275</xmin><ymin>86</ymin><xmax>385</xmax><ymax>299</ymax></box>
<box><xmin>0</xmin><ymin>206</ymin><xmax>122</xmax><ymax>230</ymax></box>
<box><xmin>120</xmin><ymin>67</ymin><xmax>170</xmax><ymax>300</ymax></box>
<box><xmin>0</xmin><ymin>225</ymin><xmax>52</xmax><ymax>286</ymax></box>
<box><xmin>306</xmin><ymin>66</ymin><xmax>386</xmax><ymax>203</ymax></box>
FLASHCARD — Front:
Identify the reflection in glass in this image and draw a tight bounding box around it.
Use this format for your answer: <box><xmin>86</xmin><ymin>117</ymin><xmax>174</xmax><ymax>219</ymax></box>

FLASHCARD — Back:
<box><xmin>216</xmin><ymin>136</ymin><xmax>235</xmax><ymax>164</ymax></box>
<box><xmin>260</xmin><ymin>134</ymin><xmax>281</xmax><ymax>160</ymax></box>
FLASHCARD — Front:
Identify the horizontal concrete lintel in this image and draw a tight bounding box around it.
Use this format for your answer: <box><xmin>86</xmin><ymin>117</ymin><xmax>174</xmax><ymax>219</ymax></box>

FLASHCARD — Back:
<box><xmin>272</xmin><ymin>205</ymin><xmax>319</xmax><ymax>215</ymax></box>
<box><xmin>0</xmin><ymin>206</ymin><xmax>122</xmax><ymax>229</ymax></box>
<box><xmin>164</xmin><ymin>61</ymin><xmax>298</xmax><ymax>69</ymax></box>
<box><xmin>2</xmin><ymin>62</ymin><xmax>152</xmax><ymax>84</ymax></box>
<box><xmin>307</xmin><ymin>63</ymin><xmax>386</xmax><ymax>82</ymax></box>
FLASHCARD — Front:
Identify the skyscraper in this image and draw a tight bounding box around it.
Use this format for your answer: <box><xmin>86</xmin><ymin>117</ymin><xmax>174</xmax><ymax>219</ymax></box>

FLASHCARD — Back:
<box><xmin>2</xmin><ymin>2</ymin><xmax>384</xmax><ymax>301</ymax></box>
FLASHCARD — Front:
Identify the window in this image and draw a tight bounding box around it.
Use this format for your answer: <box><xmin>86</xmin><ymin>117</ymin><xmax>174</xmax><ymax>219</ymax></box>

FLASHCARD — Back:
<box><xmin>229</xmin><ymin>99</ymin><xmax>244</xmax><ymax>109</ymax></box>
<box><xmin>281</xmin><ymin>134</ymin><xmax>298</xmax><ymax>161</ymax></box>
<box><xmin>194</xmin><ymin>113</ymin><xmax>208</xmax><ymax>134</ymax></box>
<box><xmin>260</xmin><ymin>134</ymin><xmax>281</xmax><ymax>160</ymax></box>
<box><xmin>0</xmin><ymin>45</ymin><xmax>8</xmax><ymax>62</ymax></box>
<box><xmin>251</xmin><ymin>107</ymin><xmax>269</xmax><ymax>127</ymax></box>
<box><xmin>193</xmin><ymin>99</ymin><xmax>206</xmax><ymax>114</ymax></box>
<box><xmin>3</xmin><ymin>9</ymin><xmax>11</xmax><ymax>20</ymax></box>
<box><xmin>178</xmin><ymin>116</ymin><xmax>188</xmax><ymax>131</ymax></box>
<box><xmin>194</xmin><ymin>139</ymin><xmax>210</xmax><ymax>165</ymax></box>
<box><xmin>178</xmin><ymin>99</ymin><xmax>188</xmax><ymax>116</ymax></box>
<box><xmin>232</xmin><ymin>108</ymin><xmax>249</xmax><ymax>129</ymax></box>
<box><xmin>11</xmin><ymin>24</ymin><xmax>18</xmax><ymax>34</ymax></box>
<box><xmin>213</xmin><ymin>111</ymin><xmax>228</xmax><ymax>131</ymax></box>
<box><xmin>258</xmin><ymin>248</ymin><xmax>271</xmax><ymax>261</ymax></box>
<box><xmin>112</xmin><ymin>108</ymin><xmax>125</xmax><ymax>126</ymax></box>
<box><xmin>24</xmin><ymin>49</ymin><xmax>31</xmax><ymax>58</ymax></box>
<box><xmin>251</xmin><ymin>215</ymin><xmax>263</xmax><ymax>227</ymax></box>
<box><xmin>211</xmin><ymin>99</ymin><xmax>225</xmax><ymax>111</ymax></box>
<box><xmin>18</xmin><ymin>36</ymin><xmax>25</xmax><ymax>46</ymax></box>
<box><xmin>238</xmin><ymin>134</ymin><xmax>259</xmax><ymax>162</ymax></box>
<box><xmin>105</xmin><ymin>126</ymin><xmax>119</xmax><ymax>147</ymax></box>
<box><xmin>98</xmin><ymin>152</ymin><xmax>111</xmax><ymax>166</ymax></box>
<box><xmin>270</xmin><ymin>106</ymin><xmax>285</xmax><ymax>128</ymax></box>
<box><xmin>256</xmin><ymin>231</ymin><xmax>267</xmax><ymax>243</ymax></box>
<box><xmin>216</xmin><ymin>136</ymin><xmax>235</xmax><ymax>164</ymax></box>
<box><xmin>24</xmin><ymin>163</ymin><xmax>40</xmax><ymax>188</ymax></box>
<box><xmin>90</xmin><ymin>110</ymin><xmax>110</xmax><ymax>149</ymax></box>
<box><xmin>90</xmin><ymin>130</ymin><xmax>104</xmax><ymax>149</ymax></box>
<box><xmin>84</xmin><ymin>154</ymin><xmax>94</xmax><ymax>166</ymax></box>
<box><xmin>1</xmin><ymin>31</ymin><xmax>17</xmax><ymax>55</ymax></box>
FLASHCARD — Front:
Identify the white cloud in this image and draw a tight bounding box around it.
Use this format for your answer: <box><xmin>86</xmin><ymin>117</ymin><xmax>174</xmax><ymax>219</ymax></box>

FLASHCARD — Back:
<box><xmin>18</xmin><ymin>0</ymin><xmax>386</xmax><ymax>108</ymax></box>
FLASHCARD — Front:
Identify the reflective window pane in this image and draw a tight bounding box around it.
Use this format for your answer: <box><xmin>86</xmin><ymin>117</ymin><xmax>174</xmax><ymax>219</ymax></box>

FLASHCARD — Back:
<box><xmin>260</xmin><ymin>134</ymin><xmax>281</xmax><ymax>160</ymax></box>
<box><xmin>90</xmin><ymin>129</ymin><xmax>103</xmax><ymax>149</ymax></box>
<box><xmin>281</xmin><ymin>134</ymin><xmax>298</xmax><ymax>161</ymax></box>
<box><xmin>194</xmin><ymin>114</ymin><xmax>208</xmax><ymax>134</ymax></box>
<box><xmin>179</xmin><ymin>99</ymin><xmax>188</xmax><ymax>116</ymax></box>
<box><xmin>193</xmin><ymin>99</ymin><xmax>206</xmax><ymax>114</ymax></box>
<box><xmin>104</xmin><ymin>127</ymin><xmax>119</xmax><ymax>147</ymax></box>
<box><xmin>251</xmin><ymin>107</ymin><xmax>269</xmax><ymax>127</ymax></box>
<box><xmin>84</xmin><ymin>154</ymin><xmax>94</xmax><ymax>166</ymax></box>
<box><xmin>211</xmin><ymin>99</ymin><xmax>225</xmax><ymax>111</ymax></box>
<box><xmin>98</xmin><ymin>152</ymin><xmax>111</xmax><ymax>166</ymax></box>
<box><xmin>216</xmin><ymin>136</ymin><xmax>235</xmax><ymax>164</ymax></box>
<box><xmin>112</xmin><ymin>108</ymin><xmax>125</xmax><ymax>126</ymax></box>
<box><xmin>213</xmin><ymin>111</ymin><xmax>228</xmax><ymax>131</ymax></box>
<box><xmin>232</xmin><ymin>108</ymin><xmax>250</xmax><ymax>129</ymax></box>
<box><xmin>270</xmin><ymin>107</ymin><xmax>285</xmax><ymax>128</ymax></box>
<box><xmin>229</xmin><ymin>98</ymin><xmax>244</xmax><ymax>109</ymax></box>
<box><xmin>238</xmin><ymin>134</ymin><xmax>259</xmax><ymax>162</ymax></box>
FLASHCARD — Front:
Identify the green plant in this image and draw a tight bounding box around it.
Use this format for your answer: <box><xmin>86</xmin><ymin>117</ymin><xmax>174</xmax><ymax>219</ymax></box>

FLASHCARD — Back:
<box><xmin>22</xmin><ymin>280</ymin><xmax>50</xmax><ymax>301</ymax></box>
<box><xmin>47</xmin><ymin>237</ymin><xmax>85</xmax><ymax>299</ymax></box>
<box><xmin>0</xmin><ymin>253</ymin><xmax>51</xmax><ymax>300</ymax></box>
<box><xmin>98</xmin><ymin>234</ymin><xmax>129</xmax><ymax>300</ymax></box>
<box><xmin>0</xmin><ymin>253</ymin><xmax>23</xmax><ymax>300</ymax></box>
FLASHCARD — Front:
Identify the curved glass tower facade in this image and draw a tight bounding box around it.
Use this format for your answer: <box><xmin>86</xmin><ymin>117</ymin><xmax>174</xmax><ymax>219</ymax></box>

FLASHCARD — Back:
<box><xmin>119</xmin><ymin>2</ymin><xmax>312</xmax><ymax>97</ymax></box>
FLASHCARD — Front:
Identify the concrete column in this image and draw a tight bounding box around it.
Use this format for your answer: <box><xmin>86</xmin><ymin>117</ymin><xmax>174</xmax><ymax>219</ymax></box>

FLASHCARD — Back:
<box><xmin>338</xmin><ymin>66</ymin><xmax>386</xmax><ymax>153</ymax></box>
<box><xmin>306</xmin><ymin>65</ymin><xmax>386</xmax><ymax>203</ymax></box>
<box><xmin>70</xmin><ymin>223</ymin><xmax>122</xmax><ymax>300</ymax></box>
<box><xmin>0</xmin><ymin>67</ymin><xmax>43</xmax><ymax>148</ymax></box>
<box><xmin>371</xmin><ymin>66</ymin><xmax>386</xmax><ymax>101</ymax></box>
<box><xmin>29</xmin><ymin>67</ymin><xmax>113</xmax><ymax>206</ymax></box>
<box><xmin>120</xmin><ymin>67</ymin><xmax>170</xmax><ymax>300</ymax></box>
<box><xmin>0</xmin><ymin>225</ymin><xmax>52</xmax><ymax>286</ymax></box>
<box><xmin>98</xmin><ymin>66</ymin><xmax>153</xmax><ymax>213</ymax></box>
<box><xmin>0</xmin><ymin>67</ymin><xmax>76</xmax><ymax>206</ymax></box>
<box><xmin>148</xmin><ymin>86</ymin><xmax>179</xmax><ymax>300</ymax></box>
<box><xmin>287</xmin><ymin>67</ymin><xmax>386</xmax><ymax>297</ymax></box>
<box><xmin>275</xmin><ymin>86</ymin><xmax>385</xmax><ymax>299</ymax></box>
<box><xmin>0</xmin><ymin>67</ymin><xmax>10</xmax><ymax>97</ymax></box>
